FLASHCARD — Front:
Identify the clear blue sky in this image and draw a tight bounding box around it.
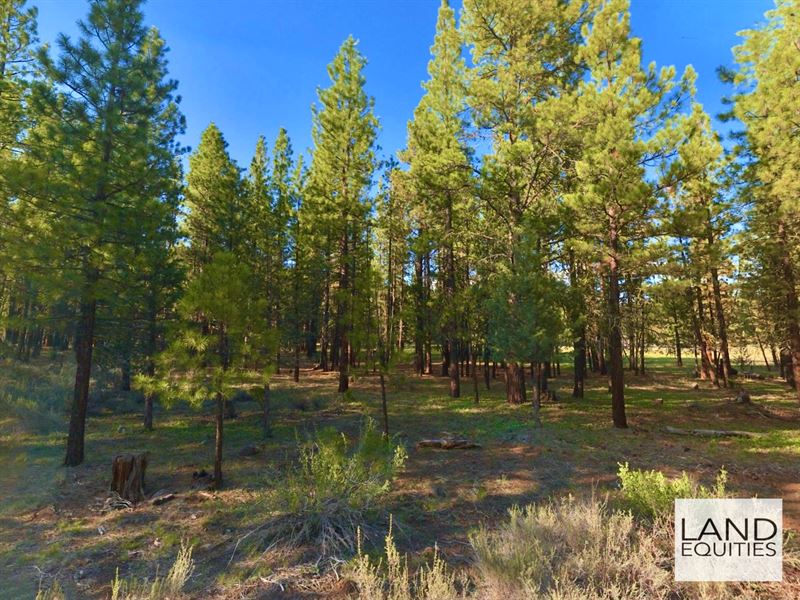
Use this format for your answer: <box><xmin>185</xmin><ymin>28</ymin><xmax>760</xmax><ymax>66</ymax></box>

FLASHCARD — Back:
<box><xmin>34</xmin><ymin>0</ymin><xmax>770</xmax><ymax>170</ymax></box>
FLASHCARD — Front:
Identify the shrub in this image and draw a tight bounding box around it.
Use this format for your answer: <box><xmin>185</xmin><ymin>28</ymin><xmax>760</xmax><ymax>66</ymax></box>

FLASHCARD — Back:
<box><xmin>110</xmin><ymin>542</ymin><xmax>194</xmax><ymax>600</ymax></box>
<box><xmin>34</xmin><ymin>544</ymin><xmax>194</xmax><ymax>600</ymax></box>
<box><xmin>262</xmin><ymin>418</ymin><xmax>407</xmax><ymax>556</ymax></box>
<box><xmin>348</xmin><ymin>519</ymin><xmax>466</xmax><ymax>599</ymax></box>
<box><xmin>0</xmin><ymin>359</ymin><xmax>71</xmax><ymax>434</ymax></box>
<box><xmin>470</xmin><ymin>495</ymin><xmax>671</xmax><ymax>599</ymax></box>
<box><xmin>0</xmin><ymin>391</ymin><xmax>65</xmax><ymax>434</ymax></box>
<box><xmin>617</xmin><ymin>463</ymin><xmax>727</xmax><ymax>519</ymax></box>
<box><xmin>35</xmin><ymin>581</ymin><xmax>65</xmax><ymax>600</ymax></box>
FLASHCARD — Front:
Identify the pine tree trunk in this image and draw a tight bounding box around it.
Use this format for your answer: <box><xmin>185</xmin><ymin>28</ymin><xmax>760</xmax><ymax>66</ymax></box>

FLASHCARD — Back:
<box><xmin>143</xmin><ymin>394</ymin><xmax>154</xmax><ymax>431</ymax></box>
<box><xmin>293</xmin><ymin>346</ymin><xmax>300</xmax><ymax>382</ymax></box>
<box><xmin>691</xmin><ymin>287</ymin><xmax>718</xmax><ymax>386</ymax></box>
<box><xmin>471</xmin><ymin>348</ymin><xmax>479</xmax><ymax>404</ymax></box>
<box><xmin>607</xmin><ymin>223</ymin><xmax>627</xmax><ymax>429</ymax></box>
<box><xmin>379</xmin><ymin>372</ymin><xmax>389</xmax><ymax>438</ymax></box>
<box><xmin>573</xmin><ymin>326</ymin><xmax>585</xmax><ymax>398</ymax></box>
<box><xmin>337</xmin><ymin>232</ymin><xmax>350</xmax><ymax>393</ymax></box>
<box><xmin>771</xmin><ymin>345</ymin><xmax>780</xmax><ymax>373</ymax></box>
<box><xmin>414</xmin><ymin>252</ymin><xmax>425</xmax><ymax>375</ymax></box>
<box><xmin>213</xmin><ymin>393</ymin><xmax>224</xmax><ymax>489</ymax></box>
<box><xmin>449</xmin><ymin>341</ymin><xmax>460</xmax><ymax>398</ymax></box>
<box><xmin>143</xmin><ymin>298</ymin><xmax>157</xmax><ymax>431</ymax></box>
<box><xmin>639</xmin><ymin>314</ymin><xmax>646</xmax><ymax>375</ymax></box>
<box><xmin>483</xmin><ymin>347</ymin><xmax>491</xmax><ymax>390</ymax></box>
<box><xmin>598</xmin><ymin>337</ymin><xmax>607</xmax><ymax>375</ymax></box>
<box><xmin>262</xmin><ymin>383</ymin><xmax>272</xmax><ymax>439</ymax></box>
<box><xmin>752</xmin><ymin>333</ymin><xmax>770</xmax><ymax>371</ymax></box>
<box><xmin>777</xmin><ymin>221</ymin><xmax>800</xmax><ymax>403</ymax></box>
<box><xmin>532</xmin><ymin>362</ymin><xmax>542</xmax><ymax>427</ymax></box>
<box><xmin>321</xmin><ymin>273</ymin><xmax>330</xmax><ymax>371</ymax></box>
<box><xmin>65</xmin><ymin>286</ymin><xmax>97</xmax><ymax>467</ymax></box>
<box><xmin>505</xmin><ymin>362</ymin><xmax>526</xmax><ymax>404</ymax></box>
<box><xmin>710</xmin><ymin>267</ymin><xmax>733</xmax><ymax>378</ymax></box>
<box><xmin>675</xmin><ymin>323</ymin><xmax>683</xmax><ymax>366</ymax></box>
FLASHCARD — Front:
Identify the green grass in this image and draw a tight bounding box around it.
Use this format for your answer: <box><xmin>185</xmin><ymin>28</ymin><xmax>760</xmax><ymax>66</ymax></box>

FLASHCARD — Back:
<box><xmin>1</xmin><ymin>350</ymin><xmax>799</xmax><ymax>597</ymax></box>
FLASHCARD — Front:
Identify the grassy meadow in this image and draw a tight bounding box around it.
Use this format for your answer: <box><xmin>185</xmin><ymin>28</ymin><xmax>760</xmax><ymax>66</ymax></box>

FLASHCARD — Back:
<box><xmin>1</xmin><ymin>352</ymin><xmax>799</xmax><ymax>598</ymax></box>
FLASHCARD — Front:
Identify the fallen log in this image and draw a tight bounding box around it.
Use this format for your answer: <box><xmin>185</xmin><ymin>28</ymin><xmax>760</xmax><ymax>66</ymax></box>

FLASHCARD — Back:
<box><xmin>416</xmin><ymin>438</ymin><xmax>482</xmax><ymax>450</ymax></box>
<box><xmin>150</xmin><ymin>491</ymin><xmax>176</xmax><ymax>505</ymax></box>
<box><xmin>664</xmin><ymin>426</ymin><xmax>756</xmax><ymax>438</ymax></box>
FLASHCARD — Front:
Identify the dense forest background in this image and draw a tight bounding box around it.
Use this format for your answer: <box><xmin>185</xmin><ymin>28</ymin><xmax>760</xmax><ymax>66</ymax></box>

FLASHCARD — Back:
<box><xmin>0</xmin><ymin>0</ymin><xmax>798</xmax><ymax>484</ymax></box>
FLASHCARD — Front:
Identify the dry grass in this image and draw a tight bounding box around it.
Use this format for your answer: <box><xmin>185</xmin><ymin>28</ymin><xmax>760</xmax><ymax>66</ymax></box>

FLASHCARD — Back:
<box><xmin>347</xmin><ymin>518</ymin><xmax>467</xmax><ymax>600</ymax></box>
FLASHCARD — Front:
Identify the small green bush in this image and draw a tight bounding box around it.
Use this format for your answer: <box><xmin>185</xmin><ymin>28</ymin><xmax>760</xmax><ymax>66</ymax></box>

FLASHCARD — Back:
<box><xmin>263</xmin><ymin>418</ymin><xmax>407</xmax><ymax>556</ymax></box>
<box><xmin>617</xmin><ymin>463</ymin><xmax>727</xmax><ymax>518</ymax></box>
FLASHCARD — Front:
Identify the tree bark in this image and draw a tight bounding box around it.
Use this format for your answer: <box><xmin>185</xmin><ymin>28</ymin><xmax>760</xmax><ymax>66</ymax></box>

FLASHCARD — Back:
<box><xmin>691</xmin><ymin>287</ymin><xmax>718</xmax><ymax>386</ymax></box>
<box><xmin>532</xmin><ymin>362</ymin><xmax>542</xmax><ymax>427</ymax></box>
<box><xmin>213</xmin><ymin>392</ymin><xmax>224</xmax><ymax>489</ymax></box>
<box><xmin>777</xmin><ymin>221</ymin><xmax>800</xmax><ymax>403</ymax></box>
<box><xmin>110</xmin><ymin>453</ymin><xmax>147</xmax><ymax>503</ymax></box>
<box><xmin>337</xmin><ymin>232</ymin><xmax>350</xmax><ymax>393</ymax></box>
<box><xmin>710</xmin><ymin>267</ymin><xmax>733</xmax><ymax>379</ymax></box>
<box><xmin>483</xmin><ymin>347</ymin><xmax>490</xmax><ymax>390</ymax></box>
<box><xmin>505</xmin><ymin>362</ymin><xmax>526</xmax><ymax>404</ymax></box>
<box><xmin>262</xmin><ymin>383</ymin><xmax>272</xmax><ymax>439</ymax></box>
<box><xmin>607</xmin><ymin>224</ymin><xmax>627</xmax><ymax>429</ymax></box>
<box><xmin>65</xmin><ymin>284</ymin><xmax>97</xmax><ymax>466</ymax></box>
<box><xmin>572</xmin><ymin>325</ymin><xmax>585</xmax><ymax>398</ymax></box>
<box><xmin>413</xmin><ymin>252</ymin><xmax>425</xmax><ymax>375</ymax></box>
<box><xmin>471</xmin><ymin>348</ymin><xmax>479</xmax><ymax>404</ymax></box>
<box><xmin>449</xmin><ymin>341</ymin><xmax>461</xmax><ymax>398</ymax></box>
<box><xmin>379</xmin><ymin>372</ymin><xmax>389</xmax><ymax>438</ymax></box>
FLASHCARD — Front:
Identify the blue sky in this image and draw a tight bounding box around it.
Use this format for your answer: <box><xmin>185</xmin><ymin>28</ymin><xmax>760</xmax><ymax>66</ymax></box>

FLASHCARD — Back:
<box><xmin>35</xmin><ymin>0</ymin><xmax>770</xmax><ymax>170</ymax></box>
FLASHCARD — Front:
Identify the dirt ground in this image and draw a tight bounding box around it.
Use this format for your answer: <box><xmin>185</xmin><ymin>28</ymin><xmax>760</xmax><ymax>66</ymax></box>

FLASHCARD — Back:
<box><xmin>1</xmin><ymin>354</ymin><xmax>798</xmax><ymax>598</ymax></box>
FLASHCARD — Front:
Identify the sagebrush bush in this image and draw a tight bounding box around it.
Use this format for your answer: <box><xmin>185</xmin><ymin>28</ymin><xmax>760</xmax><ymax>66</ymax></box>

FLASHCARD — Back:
<box><xmin>35</xmin><ymin>581</ymin><xmax>65</xmax><ymax>600</ymax></box>
<box><xmin>470</xmin><ymin>495</ymin><xmax>672</xmax><ymax>599</ymax></box>
<box><xmin>263</xmin><ymin>418</ymin><xmax>407</xmax><ymax>556</ymax></box>
<box><xmin>35</xmin><ymin>544</ymin><xmax>194</xmax><ymax>600</ymax></box>
<box><xmin>110</xmin><ymin>542</ymin><xmax>194</xmax><ymax>600</ymax></box>
<box><xmin>617</xmin><ymin>462</ymin><xmax>727</xmax><ymax>518</ymax></box>
<box><xmin>348</xmin><ymin>519</ymin><xmax>466</xmax><ymax>599</ymax></box>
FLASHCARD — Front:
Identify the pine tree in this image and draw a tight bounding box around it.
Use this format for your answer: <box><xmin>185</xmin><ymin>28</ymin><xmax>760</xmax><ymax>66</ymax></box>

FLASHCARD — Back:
<box><xmin>304</xmin><ymin>36</ymin><xmax>378</xmax><ymax>393</ymax></box>
<box><xmin>0</xmin><ymin>0</ymin><xmax>38</xmax><ymax>360</ymax></box>
<box><xmin>568</xmin><ymin>0</ymin><xmax>695</xmax><ymax>427</ymax></box>
<box><xmin>669</xmin><ymin>104</ymin><xmax>736</xmax><ymax>385</ymax></box>
<box><xmin>729</xmin><ymin>0</ymin><xmax>800</xmax><ymax>400</ymax></box>
<box><xmin>184</xmin><ymin>123</ymin><xmax>243</xmax><ymax>272</ymax></box>
<box><xmin>142</xmin><ymin>252</ymin><xmax>267</xmax><ymax>489</ymax></box>
<box><xmin>462</xmin><ymin>0</ymin><xmax>586</xmax><ymax>404</ymax></box>
<box><xmin>270</xmin><ymin>128</ymin><xmax>295</xmax><ymax>370</ymax></box>
<box><xmin>18</xmin><ymin>0</ymin><xmax>185</xmax><ymax>465</ymax></box>
<box><xmin>0</xmin><ymin>0</ymin><xmax>36</xmax><ymax>152</ymax></box>
<box><xmin>400</xmin><ymin>0</ymin><xmax>472</xmax><ymax>397</ymax></box>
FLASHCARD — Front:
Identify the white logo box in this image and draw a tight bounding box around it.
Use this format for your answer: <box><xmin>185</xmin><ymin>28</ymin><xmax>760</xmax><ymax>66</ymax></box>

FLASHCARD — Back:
<box><xmin>675</xmin><ymin>498</ymin><xmax>782</xmax><ymax>582</ymax></box>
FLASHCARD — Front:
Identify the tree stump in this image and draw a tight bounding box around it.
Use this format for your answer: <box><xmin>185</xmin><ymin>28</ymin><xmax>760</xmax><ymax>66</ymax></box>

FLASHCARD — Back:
<box><xmin>111</xmin><ymin>453</ymin><xmax>148</xmax><ymax>503</ymax></box>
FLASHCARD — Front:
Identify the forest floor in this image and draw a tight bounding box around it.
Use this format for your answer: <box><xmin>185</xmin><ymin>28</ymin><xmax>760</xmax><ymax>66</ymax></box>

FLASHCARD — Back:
<box><xmin>1</xmin><ymin>353</ymin><xmax>799</xmax><ymax>598</ymax></box>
